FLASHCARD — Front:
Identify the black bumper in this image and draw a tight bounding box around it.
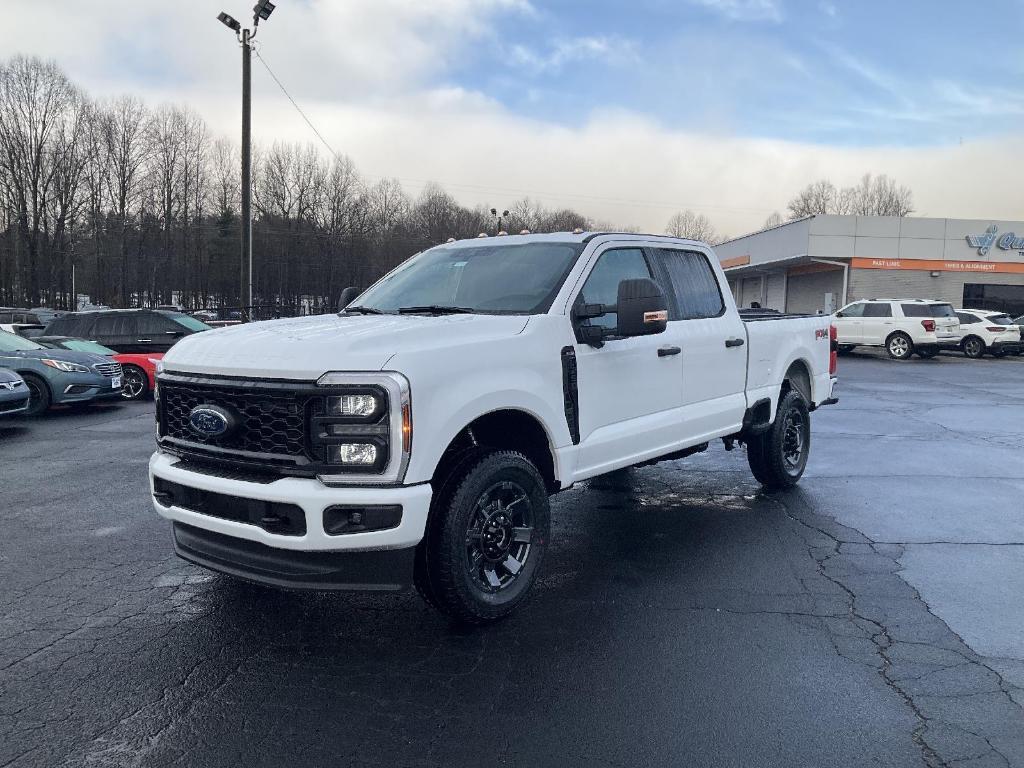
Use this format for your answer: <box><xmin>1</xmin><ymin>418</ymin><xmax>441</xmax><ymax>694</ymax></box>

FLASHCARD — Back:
<box><xmin>992</xmin><ymin>341</ymin><xmax>1022</xmax><ymax>354</ymax></box>
<box><xmin>172</xmin><ymin>522</ymin><xmax>414</xmax><ymax>591</ymax></box>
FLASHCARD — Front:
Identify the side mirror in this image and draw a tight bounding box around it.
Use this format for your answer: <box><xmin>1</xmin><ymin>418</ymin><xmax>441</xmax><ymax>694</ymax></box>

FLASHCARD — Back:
<box><xmin>338</xmin><ymin>286</ymin><xmax>361</xmax><ymax>310</ymax></box>
<box><xmin>615</xmin><ymin>278</ymin><xmax>668</xmax><ymax>337</ymax></box>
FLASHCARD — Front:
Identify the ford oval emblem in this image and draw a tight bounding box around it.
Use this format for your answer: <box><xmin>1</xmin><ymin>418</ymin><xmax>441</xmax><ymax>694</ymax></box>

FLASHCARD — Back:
<box><xmin>188</xmin><ymin>405</ymin><xmax>233</xmax><ymax>438</ymax></box>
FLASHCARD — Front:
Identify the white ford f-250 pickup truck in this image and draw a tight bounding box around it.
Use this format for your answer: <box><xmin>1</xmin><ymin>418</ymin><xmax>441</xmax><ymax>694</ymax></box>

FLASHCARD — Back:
<box><xmin>150</xmin><ymin>232</ymin><xmax>837</xmax><ymax>623</ymax></box>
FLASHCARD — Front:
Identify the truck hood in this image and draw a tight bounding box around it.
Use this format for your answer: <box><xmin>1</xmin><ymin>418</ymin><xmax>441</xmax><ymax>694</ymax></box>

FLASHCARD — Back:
<box><xmin>161</xmin><ymin>313</ymin><xmax>531</xmax><ymax>379</ymax></box>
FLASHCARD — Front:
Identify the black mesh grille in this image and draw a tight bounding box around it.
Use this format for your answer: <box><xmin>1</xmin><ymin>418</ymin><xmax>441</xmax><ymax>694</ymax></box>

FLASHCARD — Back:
<box><xmin>160</xmin><ymin>381</ymin><xmax>310</xmax><ymax>457</ymax></box>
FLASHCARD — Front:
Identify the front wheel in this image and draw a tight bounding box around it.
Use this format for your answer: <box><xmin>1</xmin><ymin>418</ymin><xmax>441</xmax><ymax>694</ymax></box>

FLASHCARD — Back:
<box><xmin>417</xmin><ymin>451</ymin><xmax>550</xmax><ymax>624</ymax></box>
<box><xmin>886</xmin><ymin>332</ymin><xmax>914</xmax><ymax>360</ymax></box>
<box><xmin>747</xmin><ymin>389</ymin><xmax>810</xmax><ymax>490</ymax></box>
<box><xmin>21</xmin><ymin>373</ymin><xmax>51</xmax><ymax>417</ymax></box>
<box><xmin>120</xmin><ymin>365</ymin><xmax>150</xmax><ymax>400</ymax></box>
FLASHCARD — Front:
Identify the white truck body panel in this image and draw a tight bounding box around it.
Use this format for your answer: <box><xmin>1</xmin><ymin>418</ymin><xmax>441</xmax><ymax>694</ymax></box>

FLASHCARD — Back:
<box><xmin>151</xmin><ymin>233</ymin><xmax>836</xmax><ymax>567</ymax></box>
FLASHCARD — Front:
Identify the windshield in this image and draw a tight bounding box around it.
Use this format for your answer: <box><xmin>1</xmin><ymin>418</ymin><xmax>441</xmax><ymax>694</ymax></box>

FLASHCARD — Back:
<box><xmin>60</xmin><ymin>339</ymin><xmax>115</xmax><ymax>355</ymax></box>
<box><xmin>165</xmin><ymin>313</ymin><xmax>212</xmax><ymax>332</ymax></box>
<box><xmin>354</xmin><ymin>242</ymin><xmax>585</xmax><ymax>314</ymax></box>
<box><xmin>0</xmin><ymin>331</ymin><xmax>44</xmax><ymax>352</ymax></box>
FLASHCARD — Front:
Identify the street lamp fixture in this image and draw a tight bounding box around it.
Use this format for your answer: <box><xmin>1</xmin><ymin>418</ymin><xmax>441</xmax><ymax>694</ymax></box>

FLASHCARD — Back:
<box><xmin>253</xmin><ymin>0</ymin><xmax>276</xmax><ymax>23</ymax></box>
<box><xmin>217</xmin><ymin>12</ymin><xmax>242</xmax><ymax>32</ymax></box>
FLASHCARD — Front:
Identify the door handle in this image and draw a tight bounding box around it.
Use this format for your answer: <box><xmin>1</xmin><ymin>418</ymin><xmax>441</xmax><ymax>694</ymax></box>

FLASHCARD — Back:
<box><xmin>137</xmin><ymin>338</ymin><xmax>152</xmax><ymax>343</ymax></box>
<box><xmin>658</xmin><ymin>346</ymin><xmax>681</xmax><ymax>357</ymax></box>
<box><xmin>725</xmin><ymin>338</ymin><xmax>745</xmax><ymax>348</ymax></box>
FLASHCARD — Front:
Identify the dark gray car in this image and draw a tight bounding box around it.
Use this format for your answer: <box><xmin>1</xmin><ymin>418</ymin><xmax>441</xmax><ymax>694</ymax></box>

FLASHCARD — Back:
<box><xmin>0</xmin><ymin>368</ymin><xmax>29</xmax><ymax>417</ymax></box>
<box><xmin>0</xmin><ymin>331</ymin><xmax>123</xmax><ymax>416</ymax></box>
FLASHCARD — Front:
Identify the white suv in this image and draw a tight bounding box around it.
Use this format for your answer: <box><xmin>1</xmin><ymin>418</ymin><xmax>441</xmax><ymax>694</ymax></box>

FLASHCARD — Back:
<box><xmin>953</xmin><ymin>309</ymin><xmax>1022</xmax><ymax>358</ymax></box>
<box><xmin>834</xmin><ymin>299</ymin><xmax>959</xmax><ymax>360</ymax></box>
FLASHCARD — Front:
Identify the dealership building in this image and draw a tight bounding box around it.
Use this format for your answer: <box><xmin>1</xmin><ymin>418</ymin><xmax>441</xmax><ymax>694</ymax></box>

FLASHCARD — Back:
<box><xmin>714</xmin><ymin>215</ymin><xmax>1024</xmax><ymax>317</ymax></box>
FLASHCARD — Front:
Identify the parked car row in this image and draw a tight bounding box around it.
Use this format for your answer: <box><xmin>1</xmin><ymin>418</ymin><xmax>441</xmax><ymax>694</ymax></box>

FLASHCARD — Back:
<box><xmin>833</xmin><ymin>299</ymin><xmax>1023</xmax><ymax>360</ymax></box>
<box><xmin>0</xmin><ymin>307</ymin><xmax>213</xmax><ymax>418</ymax></box>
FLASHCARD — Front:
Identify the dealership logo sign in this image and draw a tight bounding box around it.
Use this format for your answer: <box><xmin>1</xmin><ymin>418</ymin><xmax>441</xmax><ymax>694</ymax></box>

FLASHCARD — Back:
<box><xmin>966</xmin><ymin>225</ymin><xmax>1024</xmax><ymax>256</ymax></box>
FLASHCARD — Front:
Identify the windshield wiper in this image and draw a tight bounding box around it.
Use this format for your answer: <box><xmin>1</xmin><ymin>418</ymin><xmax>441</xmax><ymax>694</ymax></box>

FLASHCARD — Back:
<box><xmin>342</xmin><ymin>305</ymin><xmax>385</xmax><ymax>315</ymax></box>
<box><xmin>397</xmin><ymin>305</ymin><xmax>474</xmax><ymax>315</ymax></box>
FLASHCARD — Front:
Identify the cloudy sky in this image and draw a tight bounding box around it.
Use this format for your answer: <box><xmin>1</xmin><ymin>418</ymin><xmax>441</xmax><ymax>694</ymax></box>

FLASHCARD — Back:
<box><xmin>3</xmin><ymin>0</ymin><xmax>1023</xmax><ymax>236</ymax></box>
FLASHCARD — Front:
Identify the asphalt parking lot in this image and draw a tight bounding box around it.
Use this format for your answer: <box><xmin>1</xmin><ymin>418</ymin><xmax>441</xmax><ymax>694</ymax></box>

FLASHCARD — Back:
<box><xmin>2</xmin><ymin>352</ymin><xmax>1023</xmax><ymax>768</ymax></box>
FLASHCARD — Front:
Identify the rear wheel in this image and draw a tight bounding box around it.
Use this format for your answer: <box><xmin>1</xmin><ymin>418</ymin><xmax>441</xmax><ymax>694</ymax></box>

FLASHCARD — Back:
<box><xmin>747</xmin><ymin>389</ymin><xmax>810</xmax><ymax>490</ymax></box>
<box><xmin>886</xmin><ymin>332</ymin><xmax>913</xmax><ymax>360</ymax></box>
<box><xmin>961</xmin><ymin>336</ymin><xmax>985</xmax><ymax>359</ymax></box>
<box><xmin>418</xmin><ymin>451</ymin><xmax>549</xmax><ymax>624</ymax></box>
<box><xmin>21</xmin><ymin>373</ymin><xmax>51</xmax><ymax>416</ymax></box>
<box><xmin>120</xmin><ymin>365</ymin><xmax>149</xmax><ymax>400</ymax></box>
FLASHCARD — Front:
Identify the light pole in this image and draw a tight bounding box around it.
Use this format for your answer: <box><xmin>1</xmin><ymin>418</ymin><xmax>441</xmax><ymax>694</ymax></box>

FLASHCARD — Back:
<box><xmin>490</xmin><ymin>208</ymin><xmax>509</xmax><ymax>235</ymax></box>
<box><xmin>218</xmin><ymin>1</ymin><xmax>276</xmax><ymax>319</ymax></box>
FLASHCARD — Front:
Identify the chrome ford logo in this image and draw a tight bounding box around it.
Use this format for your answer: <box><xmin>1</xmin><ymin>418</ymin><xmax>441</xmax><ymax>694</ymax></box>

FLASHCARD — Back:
<box><xmin>188</xmin><ymin>405</ymin><xmax>233</xmax><ymax>438</ymax></box>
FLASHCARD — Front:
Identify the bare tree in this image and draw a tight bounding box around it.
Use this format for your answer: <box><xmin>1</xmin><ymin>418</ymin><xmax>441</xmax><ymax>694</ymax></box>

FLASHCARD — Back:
<box><xmin>665</xmin><ymin>210</ymin><xmax>717</xmax><ymax>242</ymax></box>
<box><xmin>763</xmin><ymin>211</ymin><xmax>783</xmax><ymax>229</ymax></box>
<box><xmin>788</xmin><ymin>174</ymin><xmax>914</xmax><ymax>219</ymax></box>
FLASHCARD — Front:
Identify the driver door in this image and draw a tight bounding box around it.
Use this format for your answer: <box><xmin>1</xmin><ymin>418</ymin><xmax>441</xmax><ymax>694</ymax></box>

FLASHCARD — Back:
<box><xmin>571</xmin><ymin>246</ymin><xmax>683</xmax><ymax>479</ymax></box>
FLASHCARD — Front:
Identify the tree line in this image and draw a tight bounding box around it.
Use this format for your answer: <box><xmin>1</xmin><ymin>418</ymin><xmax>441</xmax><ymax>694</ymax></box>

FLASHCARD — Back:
<box><xmin>0</xmin><ymin>56</ymin><xmax>591</xmax><ymax>313</ymax></box>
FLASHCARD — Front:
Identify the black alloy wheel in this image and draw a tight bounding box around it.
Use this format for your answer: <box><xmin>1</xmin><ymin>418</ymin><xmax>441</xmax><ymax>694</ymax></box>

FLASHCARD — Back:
<box><xmin>747</xmin><ymin>389</ymin><xmax>811</xmax><ymax>490</ymax></box>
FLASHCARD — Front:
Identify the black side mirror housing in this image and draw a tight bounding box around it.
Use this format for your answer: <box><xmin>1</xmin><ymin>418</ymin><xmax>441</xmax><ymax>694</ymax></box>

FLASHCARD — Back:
<box><xmin>338</xmin><ymin>286</ymin><xmax>361</xmax><ymax>310</ymax></box>
<box><xmin>615</xmin><ymin>278</ymin><xmax>668</xmax><ymax>337</ymax></box>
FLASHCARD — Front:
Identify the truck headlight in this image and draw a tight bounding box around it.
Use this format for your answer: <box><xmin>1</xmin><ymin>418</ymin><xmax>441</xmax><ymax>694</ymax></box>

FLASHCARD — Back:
<box><xmin>326</xmin><ymin>393</ymin><xmax>379</xmax><ymax>417</ymax></box>
<box><xmin>314</xmin><ymin>372</ymin><xmax>411</xmax><ymax>484</ymax></box>
<box><xmin>327</xmin><ymin>443</ymin><xmax>379</xmax><ymax>466</ymax></box>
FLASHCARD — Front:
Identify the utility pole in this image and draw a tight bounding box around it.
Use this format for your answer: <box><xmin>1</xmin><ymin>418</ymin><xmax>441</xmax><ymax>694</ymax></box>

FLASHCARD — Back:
<box><xmin>218</xmin><ymin>1</ymin><xmax>276</xmax><ymax>321</ymax></box>
<box><xmin>241</xmin><ymin>27</ymin><xmax>252</xmax><ymax>317</ymax></box>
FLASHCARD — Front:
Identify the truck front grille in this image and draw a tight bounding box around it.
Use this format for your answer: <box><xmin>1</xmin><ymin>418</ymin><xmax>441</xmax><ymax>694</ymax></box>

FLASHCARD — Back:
<box><xmin>160</xmin><ymin>381</ymin><xmax>309</xmax><ymax>456</ymax></box>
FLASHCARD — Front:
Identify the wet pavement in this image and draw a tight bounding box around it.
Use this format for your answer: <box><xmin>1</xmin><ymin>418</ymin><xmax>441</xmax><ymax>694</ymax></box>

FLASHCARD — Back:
<box><xmin>1</xmin><ymin>352</ymin><xmax>1023</xmax><ymax>767</ymax></box>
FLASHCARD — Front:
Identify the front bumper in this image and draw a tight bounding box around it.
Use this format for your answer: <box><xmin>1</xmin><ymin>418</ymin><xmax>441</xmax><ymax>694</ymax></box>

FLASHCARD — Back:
<box><xmin>172</xmin><ymin>522</ymin><xmax>416</xmax><ymax>590</ymax></box>
<box><xmin>0</xmin><ymin>391</ymin><xmax>29</xmax><ymax>415</ymax></box>
<box><xmin>51</xmin><ymin>372</ymin><xmax>124</xmax><ymax>404</ymax></box>
<box><xmin>149</xmin><ymin>452</ymin><xmax>432</xmax><ymax>552</ymax></box>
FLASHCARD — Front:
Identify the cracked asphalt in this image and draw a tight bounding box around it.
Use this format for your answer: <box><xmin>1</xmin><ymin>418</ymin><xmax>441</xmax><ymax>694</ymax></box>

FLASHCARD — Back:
<box><xmin>2</xmin><ymin>351</ymin><xmax>1023</xmax><ymax>767</ymax></box>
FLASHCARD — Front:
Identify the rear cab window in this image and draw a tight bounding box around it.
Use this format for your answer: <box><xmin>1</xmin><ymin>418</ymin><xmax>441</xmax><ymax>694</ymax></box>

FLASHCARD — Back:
<box><xmin>653</xmin><ymin>249</ymin><xmax>725</xmax><ymax>320</ymax></box>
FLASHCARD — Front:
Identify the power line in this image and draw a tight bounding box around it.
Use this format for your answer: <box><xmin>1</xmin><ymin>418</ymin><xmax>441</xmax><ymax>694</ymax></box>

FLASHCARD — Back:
<box><xmin>251</xmin><ymin>46</ymin><xmax>774</xmax><ymax>218</ymax></box>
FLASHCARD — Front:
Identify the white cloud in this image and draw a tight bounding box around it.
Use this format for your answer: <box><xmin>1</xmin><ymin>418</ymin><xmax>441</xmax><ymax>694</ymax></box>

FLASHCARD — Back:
<box><xmin>689</xmin><ymin>0</ymin><xmax>783</xmax><ymax>23</ymax></box>
<box><xmin>2</xmin><ymin>0</ymin><xmax>1021</xmax><ymax>241</ymax></box>
<box><xmin>509</xmin><ymin>36</ymin><xmax>637</xmax><ymax>74</ymax></box>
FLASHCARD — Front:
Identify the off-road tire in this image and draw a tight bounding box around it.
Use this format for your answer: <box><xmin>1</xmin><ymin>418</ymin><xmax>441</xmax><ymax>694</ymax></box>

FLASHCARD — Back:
<box><xmin>747</xmin><ymin>389</ymin><xmax>811</xmax><ymax>490</ymax></box>
<box><xmin>418</xmin><ymin>450</ymin><xmax>550</xmax><ymax>625</ymax></box>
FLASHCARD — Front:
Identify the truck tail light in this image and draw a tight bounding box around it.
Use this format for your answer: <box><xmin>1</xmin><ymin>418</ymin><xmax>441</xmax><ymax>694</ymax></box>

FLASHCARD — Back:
<box><xmin>921</xmin><ymin>320</ymin><xmax>936</xmax><ymax>332</ymax></box>
<box><xmin>829</xmin><ymin>324</ymin><xmax>838</xmax><ymax>375</ymax></box>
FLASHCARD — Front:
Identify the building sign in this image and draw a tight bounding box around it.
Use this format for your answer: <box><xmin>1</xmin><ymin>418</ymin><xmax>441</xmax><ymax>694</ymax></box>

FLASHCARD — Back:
<box><xmin>966</xmin><ymin>225</ymin><xmax>1024</xmax><ymax>256</ymax></box>
<box><xmin>719</xmin><ymin>255</ymin><xmax>751</xmax><ymax>269</ymax></box>
<box><xmin>850</xmin><ymin>257</ymin><xmax>1024</xmax><ymax>274</ymax></box>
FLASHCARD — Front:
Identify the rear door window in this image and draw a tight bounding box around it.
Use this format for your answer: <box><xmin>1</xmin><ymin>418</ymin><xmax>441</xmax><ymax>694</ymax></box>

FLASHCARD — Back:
<box><xmin>654</xmin><ymin>249</ymin><xmax>725</xmax><ymax>320</ymax></box>
<box><xmin>93</xmin><ymin>315</ymin><xmax>130</xmax><ymax>337</ymax></box>
<box><xmin>956</xmin><ymin>312</ymin><xmax>979</xmax><ymax>325</ymax></box>
<box><xmin>901</xmin><ymin>304</ymin><xmax>930</xmax><ymax>317</ymax></box>
<box><xmin>862</xmin><ymin>303</ymin><xmax>892</xmax><ymax>317</ymax></box>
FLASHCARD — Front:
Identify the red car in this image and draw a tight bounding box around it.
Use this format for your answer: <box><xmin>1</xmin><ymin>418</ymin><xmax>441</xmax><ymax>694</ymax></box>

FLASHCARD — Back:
<box><xmin>33</xmin><ymin>336</ymin><xmax>162</xmax><ymax>400</ymax></box>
